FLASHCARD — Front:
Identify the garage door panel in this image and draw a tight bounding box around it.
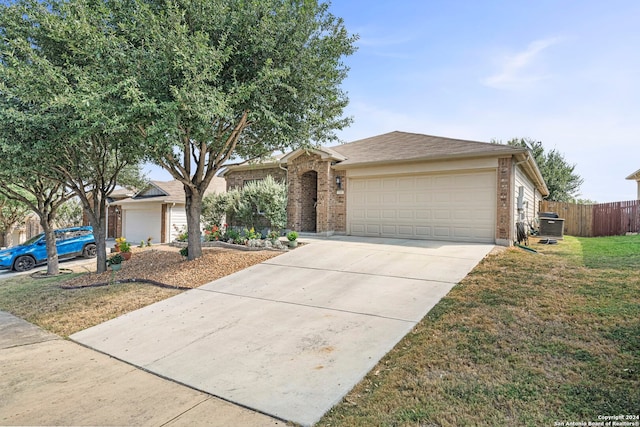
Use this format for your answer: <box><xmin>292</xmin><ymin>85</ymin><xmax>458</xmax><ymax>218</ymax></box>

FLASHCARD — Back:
<box><xmin>366</xmin><ymin>179</ymin><xmax>382</xmax><ymax>191</ymax></box>
<box><xmin>382</xmin><ymin>180</ymin><xmax>398</xmax><ymax>191</ymax></box>
<box><xmin>433</xmin><ymin>227</ymin><xmax>451</xmax><ymax>238</ymax></box>
<box><xmin>350</xmin><ymin>223</ymin><xmax>365</xmax><ymax>234</ymax></box>
<box><xmin>415</xmin><ymin>210</ymin><xmax>430</xmax><ymax>219</ymax></box>
<box><xmin>366</xmin><ymin>209</ymin><xmax>381</xmax><ymax>219</ymax></box>
<box><xmin>398</xmin><ymin>210</ymin><xmax>414</xmax><ymax>219</ymax></box>
<box><xmin>415</xmin><ymin>226</ymin><xmax>432</xmax><ymax>237</ymax></box>
<box><xmin>434</xmin><ymin>210</ymin><xmax>451</xmax><ymax>220</ymax></box>
<box><xmin>365</xmin><ymin>224</ymin><xmax>381</xmax><ymax>234</ymax></box>
<box><xmin>398</xmin><ymin>193</ymin><xmax>414</xmax><ymax>203</ymax></box>
<box><xmin>397</xmin><ymin>225</ymin><xmax>414</xmax><ymax>236</ymax></box>
<box><xmin>382</xmin><ymin>210</ymin><xmax>396</xmax><ymax>219</ymax></box>
<box><xmin>381</xmin><ymin>225</ymin><xmax>397</xmax><ymax>235</ymax></box>
<box><xmin>415</xmin><ymin>193</ymin><xmax>431</xmax><ymax>203</ymax></box>
<box><xmin>382</xmin><ymin>193</ymin><xmax>397</xmax><ymax>204</ymax></box>
<box><xmin>348</xmin><ymin>171</ymin><xmax>496</xmax><ymax>243</ymax></box>
<box><xmin>433</xmin><ymin>192</ymin><xmax>451</xmax><ymax>202</ymax></box>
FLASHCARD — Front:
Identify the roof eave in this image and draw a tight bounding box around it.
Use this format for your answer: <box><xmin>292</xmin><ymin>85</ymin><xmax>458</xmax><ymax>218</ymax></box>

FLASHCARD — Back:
<box><xmin>111</xmin><ymin>197</ymin><xmax>185</xmax><ymax>206</ymax></box>
<box><xmin>514</xmin><ymin>152</ymin><xmax>550</xmax><ymax>197</ymax></box>
<box><xmin>626</xmin><ymin>169</ymin><xmax>640</xmax><ymax>180</ymax></box>
<box><xmin>331</xmin><ymin>150</ymin><xmax>525</xmax><ymax>170</ymax></box>
<box><xmin>219</xmin><ymin>161</ymin><xmax>281</xmax><ymax>176</ymax></box>
<box><xmin>280</xmin><ymin>147</ymin><xmax>347</xmax><ymax>164</ymax></box>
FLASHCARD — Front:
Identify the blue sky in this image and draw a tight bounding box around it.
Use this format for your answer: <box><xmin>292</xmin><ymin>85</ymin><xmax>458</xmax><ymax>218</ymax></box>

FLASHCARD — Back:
<box><xmin>145</xmin><ymin>1</ymin><xmax>640</xmax><ymax>203</ymax></box>
<box><xmin>321</xmin><ymin>0</ymin><xmax>640</xmax><ymax>202</ymax></box>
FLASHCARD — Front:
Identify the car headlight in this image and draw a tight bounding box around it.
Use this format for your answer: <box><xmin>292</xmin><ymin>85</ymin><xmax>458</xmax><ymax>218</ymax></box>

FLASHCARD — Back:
<box><xmin>0</xmin><ymin>251</ymin><xmax>15</xmax><ymax>261</ymax></box>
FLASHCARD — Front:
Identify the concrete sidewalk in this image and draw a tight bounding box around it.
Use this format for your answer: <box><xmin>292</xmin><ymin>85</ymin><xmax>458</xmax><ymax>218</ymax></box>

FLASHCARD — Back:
<box><xmin>71</xmin><ymin>236</ymin><xmax>493</xmax><ymax>426</ymax></box>
<box><xmin>0</xmin><ymin>311</ymin><xmax>282</xmax><ymax>426</ymax></box>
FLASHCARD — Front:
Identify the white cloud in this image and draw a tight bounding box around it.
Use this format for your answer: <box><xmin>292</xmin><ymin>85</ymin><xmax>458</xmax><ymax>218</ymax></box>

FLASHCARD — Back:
<box><xmin>482</xmin><ymin>37</ymin><xmax>562</xmax><ymax>90</ymax></box>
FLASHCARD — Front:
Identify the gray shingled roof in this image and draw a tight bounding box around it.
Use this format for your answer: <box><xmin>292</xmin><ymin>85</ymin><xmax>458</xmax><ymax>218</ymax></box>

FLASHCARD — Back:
<box><xmin>113</xmin><ymin>178</ymin><xmax>225</xmax><ymax>205</ymax></box>
<box><xmin>330</xmin><ymin>131</ymin><xmax>526</xmax><ymax>167</ymax></box>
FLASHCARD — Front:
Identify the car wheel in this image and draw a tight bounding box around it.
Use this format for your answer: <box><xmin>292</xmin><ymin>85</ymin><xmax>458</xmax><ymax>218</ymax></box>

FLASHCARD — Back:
<box><xmin>82</xmin><ymin>243</ymin><xmax>97</xmax><ymax>258</ymax></box>
<box><xmin>14</xmin><ymin>256</ymin><xmax>36</xmax><ymax>272</ymax></box>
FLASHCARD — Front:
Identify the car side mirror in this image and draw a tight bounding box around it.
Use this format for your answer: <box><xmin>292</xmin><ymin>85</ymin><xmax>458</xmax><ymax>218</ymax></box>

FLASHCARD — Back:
<box><xmin>37</xmin><ymin>241</ymin><xmax>46</xmax><ymax>246</ymax></box>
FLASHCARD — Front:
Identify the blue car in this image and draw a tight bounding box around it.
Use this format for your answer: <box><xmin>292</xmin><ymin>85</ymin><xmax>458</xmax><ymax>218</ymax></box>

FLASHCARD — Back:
<box><xmin>0</xmin><ymin>226</ymin><xmax>97</xmax><ymax>272</ymax></box>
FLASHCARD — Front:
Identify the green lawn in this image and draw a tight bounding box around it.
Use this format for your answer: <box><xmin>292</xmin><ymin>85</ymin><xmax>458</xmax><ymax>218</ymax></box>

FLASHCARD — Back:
<box><xmin>318</xmin><ymin>235</ymin><xmax>640</xmax><ymax>426</ymax></box>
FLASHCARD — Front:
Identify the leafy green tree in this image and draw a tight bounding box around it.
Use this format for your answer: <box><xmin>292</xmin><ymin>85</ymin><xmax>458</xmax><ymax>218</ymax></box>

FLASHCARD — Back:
<box><xmin>507</xmin><ymin>138</ymin><xmax>584</xmax><ymax>202</ymax></box>
<box><xmin>0</xmin><ymin>0</ymin><xmax>148</xmax><ymax>272</ymax></box>
<box><xmin>54</xmin><ymin>199</ymin><xmax>83</xmax><ymax>229</ymax></box>
<box><xmin>122</xmin><ymin>0</ymin><xmax>357</xmax><ymax>259</ymax></box>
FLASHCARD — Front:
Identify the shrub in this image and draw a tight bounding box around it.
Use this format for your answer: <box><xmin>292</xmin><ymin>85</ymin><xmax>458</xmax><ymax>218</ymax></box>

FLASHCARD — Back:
<box><xmin>202</xmin><ymin>191</ymin><xmax>237</xmax><ymax>228</ymax></box>
<box><xmin>107</xmin><ymin>253</ymin><xmax>124</xmax><ymax>266</ymax></box>
<box><xmin>226</xmin><ymin>228</ymin><xmax>241</xmax><ymax>243</ymax></box>
<box><xmin>243</xmin><ymin>227</ymin><xmax>260</xmax><ymax>240</ymax></box>
<box><xmin>287</xmin><ymin>231</ymin><xmax>298</xmax><ymax>241</ymax></box>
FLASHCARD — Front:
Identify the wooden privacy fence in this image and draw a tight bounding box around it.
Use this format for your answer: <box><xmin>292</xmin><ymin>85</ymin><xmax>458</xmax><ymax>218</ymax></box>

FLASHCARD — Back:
<box><xmin>539</xmin><ymin>200</ymin><xmax>640</xmax><ymax>237</ymax></box>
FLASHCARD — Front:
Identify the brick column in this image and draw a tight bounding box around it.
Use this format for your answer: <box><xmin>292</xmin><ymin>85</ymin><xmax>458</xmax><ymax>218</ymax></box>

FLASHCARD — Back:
<box><xmin>496</xmin><ymin>157</ymin><xmax>513</xmax><ymax>245</ymax></box>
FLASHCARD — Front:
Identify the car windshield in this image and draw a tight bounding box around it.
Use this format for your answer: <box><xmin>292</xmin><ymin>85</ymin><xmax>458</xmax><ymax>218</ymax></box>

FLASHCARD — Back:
<box><xmin>21</xmin><ymin>233</ymin><xmax>44</xmax><ymax>246</ymax></box>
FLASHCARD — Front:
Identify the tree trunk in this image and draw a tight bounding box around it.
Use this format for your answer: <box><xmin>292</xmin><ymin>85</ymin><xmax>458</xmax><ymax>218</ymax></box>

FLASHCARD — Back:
<box><xmin>39</xmin><ymin>218</ymin><xmax>59</xmax><ymax>276</ymax></box>
<box><xmin>86</xmin><ymin>202</ymin><xmax>108</xmax><ymax>274</ymax></box>
<box><xmin>82</xmin><ymin>192</ymin><xmax>109</xmax><ymax>273</ymax></box>
<box><xmin>185</xmin><ymin>186</ymin><xmax>203</xmax><ymax>260</ymax></box>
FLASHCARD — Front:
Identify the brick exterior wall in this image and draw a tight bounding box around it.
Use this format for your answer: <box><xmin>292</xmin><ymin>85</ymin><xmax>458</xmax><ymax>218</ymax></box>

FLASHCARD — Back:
<box><xmin>225</xmin><ymin>166</ymin><xmax>287</xmax><ymax>190</ymax></box>
<box><xmin>331</xmin><ymin>171</ymin><xmax>347</xmax><ymax>233</ymax></box>
<box><xmin>496</xmin><ymin>157</ymin><xmax>514</xmax><ymax>243</ymax></box>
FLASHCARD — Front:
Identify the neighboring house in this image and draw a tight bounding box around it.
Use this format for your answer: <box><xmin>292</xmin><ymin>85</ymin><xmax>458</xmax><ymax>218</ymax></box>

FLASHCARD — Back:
<box><xmin>0</xmin><ymin>213</ymin><xmax>41</xmax><ymax>248</ymax></box>
<box><xmin>222</xmin><ymin>131</ymin><xmax>549</xmax><ymax>246</ymax></box>
<box><xmin>626</xmin><ymin>169</ymin><xmax>640</xmax><ymax>200</ymax></box>
<box><xmin>82</xmin><ymin>187</ymin><xmax>134</xmax><ymax>239</ymax></box>
<box><xmin>111</xmin><ymin>179</ymin><xmax>225</xmax><ymax>244</ymax></box>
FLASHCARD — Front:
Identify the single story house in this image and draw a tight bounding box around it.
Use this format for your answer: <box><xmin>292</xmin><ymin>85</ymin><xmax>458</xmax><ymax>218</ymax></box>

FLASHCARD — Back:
<box><xmin>626</xmin><ymin>169</ymin><xmax>640</xmax><ymax>200</ymax></box>
<box><xmin>222</xmin><ymin>131</ymin><xmax>549</xmax><ymax>246</ymax></box>
<box><xmin>111</xmin><ymin>179</ymin><xmax>225</xmax><ymax>244</ymax></box>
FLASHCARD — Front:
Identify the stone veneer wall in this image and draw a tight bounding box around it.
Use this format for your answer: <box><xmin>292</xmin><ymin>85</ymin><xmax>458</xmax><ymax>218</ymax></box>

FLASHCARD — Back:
<box><xmin>496</xmin><ymin>156</ymin><xmax>514</xmax><ymax>244</ymax></box>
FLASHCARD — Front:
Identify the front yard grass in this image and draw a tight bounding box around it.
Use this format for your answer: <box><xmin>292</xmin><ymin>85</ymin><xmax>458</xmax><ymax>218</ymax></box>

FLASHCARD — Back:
<box><xmin>318</xmin><ymin>235</ymin><xmax>640</xmax><ymax>426</ymax></box>
<box><xmin>1</xmin><ymin>236</ymin><xmax>637</xmax><ymax>425</ymax></box>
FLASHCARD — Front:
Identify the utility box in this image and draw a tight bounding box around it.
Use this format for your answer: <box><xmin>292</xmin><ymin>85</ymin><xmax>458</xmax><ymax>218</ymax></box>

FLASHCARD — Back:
<box><xmin>539</xmin><ymin>212</ymin><xmax>565</xmax><ymax>238</ymax></box>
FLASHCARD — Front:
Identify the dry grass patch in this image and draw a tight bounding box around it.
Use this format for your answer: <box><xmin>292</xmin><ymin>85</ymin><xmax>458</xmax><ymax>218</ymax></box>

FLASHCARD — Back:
<box><xmin>318</xmin><ymin>236</ymin><xmax>639</xmax><ymax>426</ymax></box>
<box><xmin>0</xmin><ymin>246</ymin><xmax>280</xmax><ymax>337</ymax></box>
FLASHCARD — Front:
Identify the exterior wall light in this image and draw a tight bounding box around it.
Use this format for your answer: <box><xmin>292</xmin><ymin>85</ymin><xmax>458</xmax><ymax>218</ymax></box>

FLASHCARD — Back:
<box><xmin>336</xmin><ymin>176</ymin><xmax>342</xmax><ymax>190</ymax></box>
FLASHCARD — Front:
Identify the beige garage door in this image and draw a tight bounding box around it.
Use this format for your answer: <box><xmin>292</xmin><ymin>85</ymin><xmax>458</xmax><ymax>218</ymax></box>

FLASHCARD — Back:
<box><xmin>347</xmin><ymin>171</ymin><xmax>496</xmax><ymax>243</ymax></box>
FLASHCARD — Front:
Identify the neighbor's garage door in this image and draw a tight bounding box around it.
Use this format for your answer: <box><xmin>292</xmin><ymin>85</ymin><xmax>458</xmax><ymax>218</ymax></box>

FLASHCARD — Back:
<box><xmin>348</xmin><ymin>171</ymin><xmax>496</xmax><ymax>243</ymax></box>
<box><xmin>123</xmin><ymin>207</ymin><xmax>161</xmax><ymax>244</ymax></box>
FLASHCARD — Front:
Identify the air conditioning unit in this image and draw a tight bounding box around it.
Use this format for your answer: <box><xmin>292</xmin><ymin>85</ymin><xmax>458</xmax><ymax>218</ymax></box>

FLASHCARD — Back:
<box><xmin>539</xmin><ymin>213</ymin><xmax>564</xmax><ymax>239</ymax></box>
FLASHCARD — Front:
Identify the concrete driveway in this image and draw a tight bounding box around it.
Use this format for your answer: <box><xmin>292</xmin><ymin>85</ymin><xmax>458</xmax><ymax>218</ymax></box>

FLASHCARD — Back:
<box><xmin>71</xmin><ymin>236</ymin><xmax>494</xmax><ymax>426</ymax></box>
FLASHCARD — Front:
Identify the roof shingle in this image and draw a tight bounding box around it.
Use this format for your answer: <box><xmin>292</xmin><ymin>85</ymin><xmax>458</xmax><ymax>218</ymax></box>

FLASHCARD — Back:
<box><xmin>330</xmin><ymin>131</ymin><xmax>525</xmax><ymax>167</ymax></box>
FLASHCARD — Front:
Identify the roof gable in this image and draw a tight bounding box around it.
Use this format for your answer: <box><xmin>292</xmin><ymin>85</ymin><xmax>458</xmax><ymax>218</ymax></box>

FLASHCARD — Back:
<box><xmin>280</xmin><ymin>146</ymin><xmax>347</xmax><ymax>164</ymax></box>
<box><xmin>113</xmin><ymin>179</ymin><xmax>225</xmax><ymax>206</ymax></box>
<box><xmin>134</xmin><ymin>182</ymin><xmax>170</xmax><ymax>198</ymax></box>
